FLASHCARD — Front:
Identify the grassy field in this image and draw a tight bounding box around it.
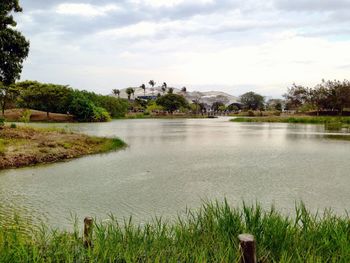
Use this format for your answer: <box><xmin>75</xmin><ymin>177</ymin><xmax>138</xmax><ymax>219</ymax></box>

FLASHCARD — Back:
<box><xmin>1</xmin><ymin>201</ymin><xmax>350</xmax><ymax>262</ymax></box>
<box><xmin>231</xmin><ymin>116</ymin><xmax>350</xmax><ymax>125</ymax></box>
<box><xmin>0</xmin><ymin>124</ymin><xmax>126</xmax><ymax>169</ymax></box>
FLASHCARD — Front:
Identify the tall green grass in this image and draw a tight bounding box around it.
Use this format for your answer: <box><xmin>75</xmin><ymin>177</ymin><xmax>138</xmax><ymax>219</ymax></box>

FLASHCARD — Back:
<box><xmin>1</xmin><ymin>201</ymin><xmax>350</xmax><ymax>262</ymax></box>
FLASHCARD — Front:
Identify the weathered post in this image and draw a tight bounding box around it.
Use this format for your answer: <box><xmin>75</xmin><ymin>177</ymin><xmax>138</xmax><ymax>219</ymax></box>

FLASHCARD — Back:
<box><xmin>238</xmin><ymin>234</ymin><xmax>257</xmax><ymax>263</ymax></box>
<box><xmin>84</xmin><ymin>217</ymin><xmax>94</xmax><ymax>248</ymax></box>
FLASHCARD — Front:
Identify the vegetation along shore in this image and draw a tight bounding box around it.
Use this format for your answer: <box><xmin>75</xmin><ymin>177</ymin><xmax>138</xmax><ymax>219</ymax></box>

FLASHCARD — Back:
<box><xmin>231</xmin><ymin>116</ymin><xmax>350</xmax><ymax>125</ymax></box>
<box><xmin>0</xmin><ymin>121</ymin><xmax>126</xmax><ymax>169</ymax></box>
<box><xmin>1</xmin><ymin>201</ymin><xmax>350</xmax><ymax>262</ymax></box>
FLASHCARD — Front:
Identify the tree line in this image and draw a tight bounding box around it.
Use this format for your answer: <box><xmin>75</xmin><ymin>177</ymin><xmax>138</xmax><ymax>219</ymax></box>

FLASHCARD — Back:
<box><xmin>5</xmin><ymin>81</ymin><xmax>129</xmax><ymax>121</ymax></box>
<box><xmin>284</xmin><ymin>80</ymin><xmax>350</xmax><ymax>115</ymax></box>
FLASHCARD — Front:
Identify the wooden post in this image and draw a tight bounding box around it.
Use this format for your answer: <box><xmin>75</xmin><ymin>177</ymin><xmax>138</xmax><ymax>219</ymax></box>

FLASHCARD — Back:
<box><xmin>84</xmin><ymin>217</ymin><xmax>93</xmax><ymax>248</ymax></box>
<box><xmin>238</xmin><ymin>234</ymin><xmax>257</xmax><ymax>263</ymax></box>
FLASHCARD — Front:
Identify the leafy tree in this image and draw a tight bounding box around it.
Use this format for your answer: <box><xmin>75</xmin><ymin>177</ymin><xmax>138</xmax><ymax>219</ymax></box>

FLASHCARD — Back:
<box><xmin>168</xmin><ymin>87</ymin><xmax>174</xmax><ymax>94</ymax></box>
<box><xmin>17</xmin><ymin>82</ymin><xmax>71</xmax><ymax>117</ymax></box>
<box><xmin>283</xmin><ymin>84</ymin><xmax>309</xmax><ymax>111</ymax></box>
<box><xmin>212</xmin><ymin>101</ymin><xmax>225</xmax><ymax>111</ymax></box>
<box><xmin>266</xmin><ymin>99</ymin><xmax>284</xmax><ymax>112</ymax></box>
<box><xmin>0</xmin><ymin>0</ymin><xmax>30</xmax><ymax>115</ymax></box>
<box><xmin>240</xmin><ymin>91</ymin><xmax>265</xmax><ymax>110</ymax></box>
<box><xmin>156</xmin><ymin>93</ymin><xmax>189</xmax><ymax>113</ymax></box>
<box><xmin>227</xmin><ymin>103</ymin><xmax>240</xmax><ymax>111</ymax></box>
<box><xmin>146</xmin><ymin>101</ymin><xmax>163</xmax><ymax>112</ymax></box>
<box><xmin>181</xmin><ymin>87</ymin><xmax>187</xmax><ymax>93</ymax></box>
<box><xmin>112</xmin><ymin>89</ymin><xmax>120</xmax><ymax>98</ymax></box>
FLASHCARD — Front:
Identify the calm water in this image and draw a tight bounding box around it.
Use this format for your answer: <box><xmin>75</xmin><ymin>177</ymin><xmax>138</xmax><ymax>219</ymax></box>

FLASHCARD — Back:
<box><xmin>1</xmin><ymin>117</ymin><xmax>350</xmax><ymax>229</ymax></box>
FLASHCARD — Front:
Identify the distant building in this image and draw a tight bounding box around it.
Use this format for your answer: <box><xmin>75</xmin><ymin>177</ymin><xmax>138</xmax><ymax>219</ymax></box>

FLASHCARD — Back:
<box><xmin>137</xmin><ymin>95</ymin><xmax>158</xmax><ymax>100</ymax></box>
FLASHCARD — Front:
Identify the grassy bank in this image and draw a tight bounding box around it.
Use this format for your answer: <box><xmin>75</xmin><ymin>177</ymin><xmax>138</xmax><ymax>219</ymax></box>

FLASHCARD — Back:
<box><xmin>2</xmin><ymin>109</ymin><xmax>74</xmax><ymax>122</ymax></box>
<box><xmin>0</xmin><ymin>124</ymin><xmax>126</xmax><ymax>169</ymax></box>
<box><xmin>231</xmin><ymin>116</ymin><xmax>350</xmax><ymax>125</ymax></box>
<box><xmin>1</xmin><ymin>201</ymin><xmax>350</xmax><ymax>262</ymax></box>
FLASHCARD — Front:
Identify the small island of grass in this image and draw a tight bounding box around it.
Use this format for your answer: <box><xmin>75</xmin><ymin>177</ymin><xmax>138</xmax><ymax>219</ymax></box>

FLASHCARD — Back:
<box><xmin>0</xmin><ymin>124</ymin><xmax>126</xmax><ymax>169</ymax></box>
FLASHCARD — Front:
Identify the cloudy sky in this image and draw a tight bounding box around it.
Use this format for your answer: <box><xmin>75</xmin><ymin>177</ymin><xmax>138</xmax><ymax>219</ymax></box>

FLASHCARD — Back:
<box><xmin>16</xmin><ymin>0</ymin><xmax>350</xmax><ymax>96</ymax></box>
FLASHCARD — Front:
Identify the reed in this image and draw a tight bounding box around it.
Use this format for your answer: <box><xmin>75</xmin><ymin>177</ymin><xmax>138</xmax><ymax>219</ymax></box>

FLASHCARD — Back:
<box><xmin>1</xmin><ymin>201</ymin><xmax>350</xmax><ymax>262</ymax></box>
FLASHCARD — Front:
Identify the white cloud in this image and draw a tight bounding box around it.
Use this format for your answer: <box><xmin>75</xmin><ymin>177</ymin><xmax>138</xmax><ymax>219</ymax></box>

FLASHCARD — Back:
<box><xmin>19</xmin><ymin>0</ymin><xmax>350</xmax><ymax>96</ymax></box>
<box><xmin>129</xmin><ymin>0</ymin><xmax>214</xmax><ymax>8</ymax></box>
<box><xmin>56</xmin><ymin>3</ymin><xmax>120</xmax><ymax>17</ymax></box>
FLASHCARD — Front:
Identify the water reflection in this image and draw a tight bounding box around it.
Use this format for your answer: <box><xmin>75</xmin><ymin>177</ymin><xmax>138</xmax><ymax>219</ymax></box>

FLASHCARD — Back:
<box><xmin>0</xmin><ymin>118</ymin><xmax>350</xmax><ymax>229</ymax></box>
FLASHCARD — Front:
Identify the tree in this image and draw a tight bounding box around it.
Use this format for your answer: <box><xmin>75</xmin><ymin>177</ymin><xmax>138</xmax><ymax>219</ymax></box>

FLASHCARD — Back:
<box><xmin>18</xmin><ymin>82</ymin><xmax>70</xmax><ymax>117</ymax></box>
<box><xmin>266</xmin><ymin>99</ymin><xmax>284</xmax><ymax>112</ymax></box>
<box><xmin>126</xmin><ymin>88</ymin><xmax>134</xmax><ymax>100</ymax></box>
<box><xmin>283</xmin><ymin>84</ymin><xmax>309</xmax><ymax>111</ymax></box>
<box><xmin>211</xmin><ymin>101</ymin><xmax>225</xmax><ymax>111</ymax></box>
<box><xmin>156</xmin><ymin>93</ymin><xmax>189</xmax><ymax>113</ymax></box>
<box><xmin>168</xmin><ymin>87</ymin><xmax>174</xmax><ymax>94</ymax></box>
<box><xmin>324</xmin><ymin>80</ymin><xmax>350</xmax><ymax>115</ymax></box>
<box><xmin>240</xmin><ymin>91</ymin><xmax>265</xmax><ymax>110</ymax></box>
<box><xmin>112</xmin><ymin>89</ymin><xmax>120</xmax><ymax>98</ymax></box>
<box><xmin>0</xmin><ymin>0</ymin><xmax>30</xmax><ymax>115</ymax></box>
<box><xmin>181</xmin><ymin>87</ymin><xmax>187</xmax><ymax>94</ymax></box>
<box><xmin>140</xmin><ymin>84</ymin><xmax>146</xmax><ymax>96</ymax></box>
<box><xmin>149</xmin><ymin>80</ymin><xmax>156</xmax><ymax>88</ymax></box>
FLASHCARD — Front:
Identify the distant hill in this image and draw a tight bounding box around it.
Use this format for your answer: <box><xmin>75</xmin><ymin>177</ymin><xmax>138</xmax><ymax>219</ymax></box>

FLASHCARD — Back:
<box><xmin>113</xmin><ymin>87</ymin><xmax>239</xmax><ymax>106</ymax></box>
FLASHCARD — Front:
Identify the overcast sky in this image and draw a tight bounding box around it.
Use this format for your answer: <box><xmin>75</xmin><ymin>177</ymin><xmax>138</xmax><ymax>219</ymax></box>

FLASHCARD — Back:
<box><xmin>17</xmin><ymin>0</ymin><xmax>350</xmax><ymax>96</ymax></box>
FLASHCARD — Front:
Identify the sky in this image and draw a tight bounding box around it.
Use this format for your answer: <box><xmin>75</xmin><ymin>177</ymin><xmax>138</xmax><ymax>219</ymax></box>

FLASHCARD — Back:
<box><xmin>16</xmin><ymin>0</ymin><xmax>350</xmax><ymax>97</ymax></box>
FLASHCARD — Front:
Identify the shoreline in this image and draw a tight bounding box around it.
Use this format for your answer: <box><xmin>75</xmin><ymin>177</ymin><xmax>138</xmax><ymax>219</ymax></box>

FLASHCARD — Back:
<box><xmin>231</xmin><ymin>116</ymin><xmax>350</xmax><ymax>125</ymax></box>
<box><xmin>0</xmin><ymin>125</ymin><xmax>126</xmax><ymax>170</ymax></box>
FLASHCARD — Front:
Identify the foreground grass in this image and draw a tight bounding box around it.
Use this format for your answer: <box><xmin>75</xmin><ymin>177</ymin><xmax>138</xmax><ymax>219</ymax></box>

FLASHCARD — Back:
<box><xmin>0</xmin><ymin>125</ymin><xmax>126</xmax><ymax>169</ymax></box>
<box><xmin>1</xmin><ymin>201</ymin><xmax>350</xmax><ymax>262</ymax></box>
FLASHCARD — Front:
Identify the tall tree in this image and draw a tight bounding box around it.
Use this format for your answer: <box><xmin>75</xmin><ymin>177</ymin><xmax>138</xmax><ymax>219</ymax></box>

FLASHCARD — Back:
<box><xmin>140</xmin><ymin>84</ymin><xmax>146</xmax><ymax>96</ymax></box>
<box><xmin>240</xmin><ymin>91</ymin><xmax>265</xmax><ymax>110</ymax></box>
<box><xmin>283</xmin><ymin>84</ymin><xmax>309</xmax><ymax>111</ymax></box>
<box><xmin>0</xmin><ymin>0</ymin><xmax>30</xmax><ymax>115</ymax></box>
<box><xmin>126</xmin><ymin>88</ymin><xmax>134</xmax><ymax>101</ymax></box>
<box><xmin>112</xmin><ymin>89</ymin><xmax>120</xmax><ymax>98</ymax></box>
<box><xmin>161</xmin><ymin>82</ymin><xmax>167</xmax><ymax>94</ymax></box>
<box><xmin>149</xmin><ymin>80</ymin><xmax>156</xmax><ymax>88</ymax></box>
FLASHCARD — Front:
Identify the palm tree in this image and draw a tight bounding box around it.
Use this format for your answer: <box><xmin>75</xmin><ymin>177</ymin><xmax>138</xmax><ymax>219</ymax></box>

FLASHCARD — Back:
<box><xmin>161</xmin><ymin>82</ymin><xmax>167</xmax><ymax>94</ymax></box>
<box><xmin>140</xmin><ymin>84</ymin><xmax>146</xmax><ymax>96</ymax></box>
<box><xmin>149</xmin><ymin>80</ymin><xmax>156</xmax><ymax>95</ymax></box>
<box><xmin>112</xmin><ymin>89</ymin><xmax>120</xmax><ymax>98</ymax></box>
<box><xmin>126</xmin><ymin>87</ymin><xmax>133</xmax><ymax>100</ymax></box>
<box><xmin>149</xmin><ymin>80</ymin><xmax>156</xmax><ymax>88</ymax></box>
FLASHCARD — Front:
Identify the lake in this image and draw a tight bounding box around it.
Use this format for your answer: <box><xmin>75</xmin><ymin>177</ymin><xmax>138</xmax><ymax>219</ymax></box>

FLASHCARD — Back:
<box><xmin>1</xmin><ymin>117</ymin><xmax>350</xmax><ymax>229</ymax></box>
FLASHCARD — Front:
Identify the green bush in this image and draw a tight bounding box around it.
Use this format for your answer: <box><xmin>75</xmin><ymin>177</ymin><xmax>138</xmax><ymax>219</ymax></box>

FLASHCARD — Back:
<box><xmin>19</xmin><ymin>109</ymin><xmax>31</xmax><ymax>123</ymax></box>
<box><xmin>10</xmin><ymin>123</ymin><xmax>16</xmax><ymax>129</ymax></box>
<box><xmin>92</xmin><ymin>106</ymin><xmax>111</xmax><ymax>122</ymax></box>
<box><xmin>0</xmin><ymin>117</ymin><xmax>4</xmax><ymax>127</ymax></box>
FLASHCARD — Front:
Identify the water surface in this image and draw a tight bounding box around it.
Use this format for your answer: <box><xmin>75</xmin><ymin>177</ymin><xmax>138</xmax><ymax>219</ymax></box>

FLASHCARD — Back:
<box><xmin>1</xmin><ymin>118</ymin><xmax>349</xmax><ymax>229</ymax></box>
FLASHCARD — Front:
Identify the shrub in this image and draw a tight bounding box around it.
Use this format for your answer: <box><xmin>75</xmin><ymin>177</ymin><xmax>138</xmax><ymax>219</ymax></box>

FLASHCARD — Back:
<box><xmin>247</xmin><ymin>110</ymin><xmax>255</xmax><ymax>116</ymax></box>
<box><xmin>92</xmin><ymin>106</ymin><xmax>111</xmax><ymax>122</ymax></box>
<box><xmin>19</xmin><ymin>109</ymin><xmax>31</xmax><ymax>123</ymax></box>
<box><xmin>0</xmin><ymin>117</ymin><xmax>4</xmax><ymax>127</ymax></box>
<box><xmin>10</xmin><ymin>123</ymin><xmax>16</xmax><ymax>129</ymax></box>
